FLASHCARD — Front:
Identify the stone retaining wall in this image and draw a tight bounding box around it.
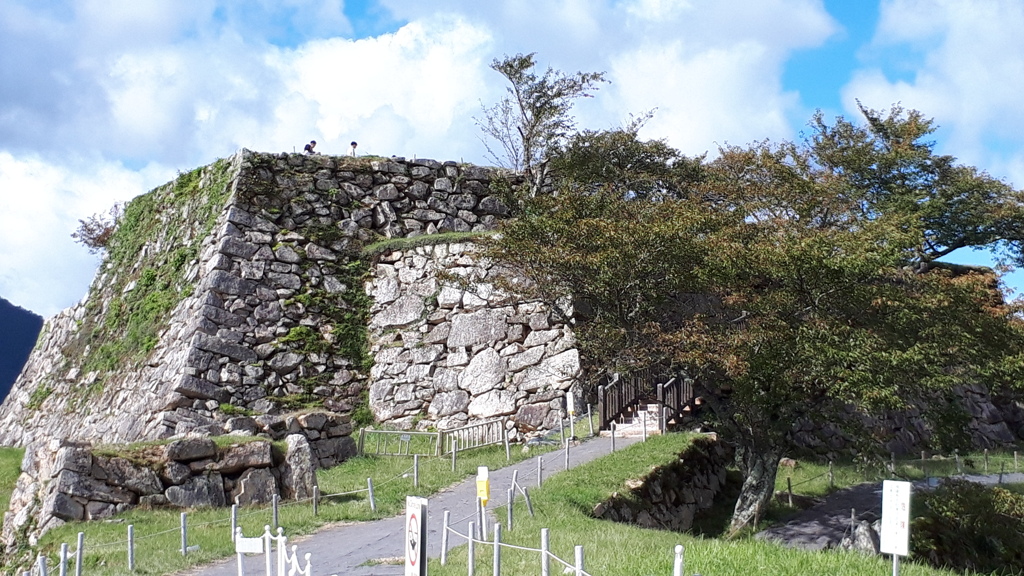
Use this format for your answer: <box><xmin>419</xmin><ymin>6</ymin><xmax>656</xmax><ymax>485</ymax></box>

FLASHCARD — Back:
<box><xmin>2</xmin><ymin>433</ymin><xmax>317</xmax><ymax>551</ymax></box>
<box><xmin>591</xmin><ymin>436</ymin><xmax>733</xmax><ymax>532</ymax></box>
<box><xmin>366</xmin><ymin>243</ymin><xmax>578</xmax><ymax>440</ymax></box>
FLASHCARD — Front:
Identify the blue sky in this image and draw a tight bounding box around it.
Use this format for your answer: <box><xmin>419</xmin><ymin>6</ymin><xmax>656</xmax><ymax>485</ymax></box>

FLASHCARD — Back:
<box><xmin>2</xmin><ymin>0</ymin><xmax>1024</xmax><ymax>317</ymax></box>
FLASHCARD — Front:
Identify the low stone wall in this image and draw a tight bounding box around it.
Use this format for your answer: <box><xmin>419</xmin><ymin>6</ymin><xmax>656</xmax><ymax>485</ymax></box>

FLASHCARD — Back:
<box><xmin>591</xmin><ymin>436</ymin><xmax>733</xmax><ymax>532</ymax></box>
<box><xmin>0</xmin><ymin>409</ymin><xmax>355</xmax><ymax>553</ymax></box>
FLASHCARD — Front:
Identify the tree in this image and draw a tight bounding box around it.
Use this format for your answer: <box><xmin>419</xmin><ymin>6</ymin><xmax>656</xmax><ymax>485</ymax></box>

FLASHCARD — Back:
<box><xmin>488</xmin><ymin>106</ymin><xmax>1024</xmax><ymax>531</ymax></box>
<box><xmin>476</xmin><ymin>53</ymin><xmax>606</xmax><ymax>198</ymax></box>
<box><xmin>71</xmin><ymin>203</ymin><xmax>124</xmax><ymax>254</ymax></box>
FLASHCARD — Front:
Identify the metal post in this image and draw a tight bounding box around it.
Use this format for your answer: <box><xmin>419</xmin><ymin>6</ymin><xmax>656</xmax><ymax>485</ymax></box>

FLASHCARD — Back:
<box><xmin>564</xmin><ymin>439</ymin><xmax>570</xmax><ymax>471</ymax></box>
<box><xmin>559</xmin><ymin>417</ymin><xmax>565</xmax><ymax>444</ymax></box>
<box><xmin>493</xmin><ymin>523</ymin><xmax>501</xmax><ymax>576</ymax></box>
<box><xmin>587</xmin><ymin>404</ymin><xmax>594</xmax><ymax>437</ymax></box>
<box><xmin>414</xmin><ymin>454</ymin><xmax>420</xmax><ymax>488</ymax></box>
<box><xmin>985</xmin><ymin>449</ymin><xmax>989</xmax><ymax>473</ymax></box>
<box><xmin>441</xmin><ymin>511</ymin><xmax>451</xmax><ymax>565</ymax></box>
<box><xmin>574</xmin><ymin>545</ymin><xmax>584</xmax><ymax>576</ymax></box>
<box><xmin>272</xmin><ymin>494</ymin><xmax>279</xmax><ymax>530</ymax></box>
<box><xmin>893</xmin><ymin>553</ymin><xmax>900</xmax><ymax>576</ymax></box>
<box><xmin>507</xmin><ymin>488</ymin><xmax>514</xmax><ymax>531</ymax></box>
<box><xmin>890</xmin><ymin>452</ymin><xmax>895</xmax><ymax>475</ymax></box>
<box><xmin>511</xmin><ymin>470</ymin><xmax>519</xmax><ymax>494</ymax></box>
<box><xmin>75</xmin><ymin>532</ymin><xmax>83</xmax><ymax>576</ymax></box>
<box><xmin>37</xmin><ymin>555</ymin><xmax>47</xmax><ymax>576</ymax></box>
<box><xmin>128</xmin><ymin>525</ymin><xmax>135</xmax><ymax>572</ymax></box>
<box><xmin>231</xmin><ymin>504</ymin><xmax>238</xmax><ymax>541</ymax></box>
<box><xmin>540</xmin><ymin>528</ymin><xmax>550</xmax><ymax>576</ymax></box>
<box><xmin>59</xmin><ymin>543</ymin><xmax>67</xmax><ymax>576</ymax></box>
<box><xmin>828</xmin><ymin>461</ymin><xmax>834</xmax><ymax>490</ymax></box>
<box><xmin>477</xmin><ymin>497</ymin><xmax>485</xmax><ymax>541</ymax></box>
<box><xmin>523</xmin><ymin>487</ymin><xmax>534</xmax><ymax>517</ymax></box>
<box><xmin>787</xmin><ymin>477</ymin><xmax>793</xmax><ymax>507</ymax></box>
<box><xmin>642</xmin><ymin>411</ymin><xmax>647</xmax><ymax>441</ymax></box>
<box><xmin>367</xmin><ymin>478</ymin><xmax>376</xmax><ymax>512</ymax></box>
<box><xmin>452</xmin><ymin>439</ymin><xmax>458</xmax><ymax>472</ymax></box>
<box><xmin>181</xmin><ymin>512</ymin><xmax>188</xmax><ymax>556</ymax></box>
<box><xmin>503</xmin><ymin>427</ymin><xmax>511</xmax><ymax>461</ymax></box>
<box><xmin>569</xmin><ymin>413</ymin><xmax>576</xmax><ymax>439</ymax></box>
<box><xmin>999</xmin><ymin>462</ymin><xmax>1005</xmax><ymax>484</ymax></box>
<box><xmin>921</xmin><ymin>450</ymin><xmax>926</xmax><ymax>478</ymax></box>
<box><xmin>313</xmin><ymin>486</ymin><xmax>319</xmax><ymax>516</ymax></box>
<box><xmin>955</xmin><ymin>450</ymin><xmax>962</xmax><ymax>473</ymax></box>
<box><xmin>467</xmin><ymin>522</ymin><xmax>476</xmax><ymax>576</ymax></box>
<box><xmin>673</xmin><ymin>545</ymin><xmax>684</xmax><ymax>576</ymax></box>
<box><xmin>611</xmin><ymin>422</ymin><xmax>616</xmax><ymax>452</ymax></box>
<box><xmin>537</xmin><ymin>456</ymin><xmax>543</xmax><ymax>487</ymax></box>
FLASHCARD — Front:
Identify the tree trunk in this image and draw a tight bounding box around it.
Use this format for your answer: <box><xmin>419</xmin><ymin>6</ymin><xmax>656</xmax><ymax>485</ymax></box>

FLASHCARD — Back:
<box><xmin>729</xmin><ymin>444</ymin><xmax>783</xmax><ymax>533</ymax></box>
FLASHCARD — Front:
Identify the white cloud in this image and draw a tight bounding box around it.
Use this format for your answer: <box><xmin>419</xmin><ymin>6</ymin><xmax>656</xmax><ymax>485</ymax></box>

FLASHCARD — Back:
<box><xmin>0</xmin><ymin>153</ymin><xmax>171</xmax><ymax>318</ymax></box>
<box><xmin>0</xmin><ymin>0</ymin><xmax>849</xmax><ymax>316</ymax></box>
<box><xmin>843</xmin><ymin>0</ymin><xmax>1024</xmax><ymax>182</ymax></box>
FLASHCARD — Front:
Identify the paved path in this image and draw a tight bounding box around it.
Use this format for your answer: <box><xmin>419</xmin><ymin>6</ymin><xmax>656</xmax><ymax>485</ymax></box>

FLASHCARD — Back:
<box><xmin>757</xmin><ymin>472</ymin><xmax>1024</xmax><ymax>551</ymax></box>
<box><xmin>179</xmin><ymin>433</ymin><xmax>640</xmax><ymax>576</ymax></box>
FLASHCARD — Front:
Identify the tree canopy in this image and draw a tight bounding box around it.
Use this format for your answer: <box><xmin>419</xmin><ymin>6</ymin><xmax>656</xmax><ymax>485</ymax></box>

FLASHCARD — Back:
<box><xmin>486</xmin><ymin>102</ymin><xmax>1024</xmax><ymax>530</ymax></box>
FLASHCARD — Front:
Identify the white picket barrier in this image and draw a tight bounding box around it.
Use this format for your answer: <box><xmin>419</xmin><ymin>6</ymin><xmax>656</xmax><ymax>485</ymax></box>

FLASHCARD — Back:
<box><xmin>234</xmin><ymin>525</ymin><xmax>311</xmax><ymax>576</ymax></box>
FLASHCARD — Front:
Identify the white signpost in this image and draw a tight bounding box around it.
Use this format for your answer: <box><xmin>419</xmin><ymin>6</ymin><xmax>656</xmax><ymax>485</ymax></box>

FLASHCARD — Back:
<box><xmin>406</xmin><ymin>496</ymin><xmax>429</xmax><ymax>576</ymax></box>
<box><xmin>880</xmin><ymin>480</ymin><xmax>912</xmax><ymax>576</ymax></box>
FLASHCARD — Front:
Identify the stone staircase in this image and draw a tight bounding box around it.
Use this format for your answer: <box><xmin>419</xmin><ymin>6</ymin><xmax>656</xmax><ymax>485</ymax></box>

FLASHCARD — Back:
<box><xmin>600</xmin><ymin>403</ymin><xmax>664</xmax><ymax>438</ymax></box>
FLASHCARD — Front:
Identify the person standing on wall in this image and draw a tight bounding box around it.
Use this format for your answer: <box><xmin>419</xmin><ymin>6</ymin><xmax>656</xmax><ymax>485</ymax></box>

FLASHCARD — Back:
<box><xmin>349</xmin><ymin>141</ymin><xmax>358</xmax><ymax>156</ymax></box>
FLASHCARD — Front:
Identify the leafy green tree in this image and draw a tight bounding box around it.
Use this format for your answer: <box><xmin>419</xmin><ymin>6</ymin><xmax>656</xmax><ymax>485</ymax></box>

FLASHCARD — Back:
<box><xmin>488</xmin><ymin>106</ymin><xmax>1024</xmax><ymax>531</ymax></box>
<box><xmin>476</xmin><ymin>53</ymin><xmax>606</xmax><ymax>199</ymax></box>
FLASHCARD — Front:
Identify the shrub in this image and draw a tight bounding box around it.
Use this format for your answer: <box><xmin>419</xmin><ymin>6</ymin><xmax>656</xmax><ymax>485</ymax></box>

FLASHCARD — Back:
<box><xmin>910</xmin><ymin>479</ymin><xmax>1024</xmax><ymax>574</ymax></box>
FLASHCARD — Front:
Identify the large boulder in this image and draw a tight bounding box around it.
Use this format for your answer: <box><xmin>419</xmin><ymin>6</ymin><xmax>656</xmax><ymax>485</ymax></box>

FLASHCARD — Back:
<box><xmin>232</xmin><ymin>468</ymin><xmax>278</xmax><ymax>506</ymax></box>
<box><xmin>165</xmin><ymin>472</ymin><xmax>226</xmax><ymax>508</ymax></box>
<box><xmin>279</xmin><ymin>434</ymin><xmax>317</xmax><ymax>500</ymax></box>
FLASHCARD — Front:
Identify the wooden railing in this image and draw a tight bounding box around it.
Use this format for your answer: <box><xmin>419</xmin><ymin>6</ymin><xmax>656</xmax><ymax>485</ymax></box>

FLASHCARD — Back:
<box><xmin>656</xmin><ymin>377</ymin><xmax>695</xmax><ymax>432</ymax></box>
<box><xmin>597</xmin><ymin>369</ymin><xmax>697</xmax><ymax>431</ymax></box>
<box><xmin>596</xmin><ymin>367</ymin><xmax>653</xmax><ymax>430</ymax></box>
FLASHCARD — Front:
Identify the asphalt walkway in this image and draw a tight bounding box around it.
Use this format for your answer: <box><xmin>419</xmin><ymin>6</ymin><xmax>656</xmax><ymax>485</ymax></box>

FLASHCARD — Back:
<box><xmin>179</xmin><ymin>433</ymin><xmax>640</xmax><ymax>576</ymax></box>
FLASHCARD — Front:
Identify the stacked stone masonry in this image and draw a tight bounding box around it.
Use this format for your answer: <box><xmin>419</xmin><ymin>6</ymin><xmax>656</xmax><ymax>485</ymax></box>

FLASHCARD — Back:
<box><xmin>591</xmin><ymin>436</ymin><xmax>733</xmax><ymax>532</ymax></box>
<box><xmin>1</xmin><ymin>432</ymin><xmax>319</xmax><ymax>550</ymax></box>
<box><xmin>366</xmin><ymin>243</ymin><xmax>579</xmax><ymax>440</ymax></box>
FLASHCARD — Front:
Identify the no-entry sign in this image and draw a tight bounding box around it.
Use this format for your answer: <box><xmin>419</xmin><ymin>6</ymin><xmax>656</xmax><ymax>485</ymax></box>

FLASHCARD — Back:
<box><xmin>406</xmin><ymin>496</ymin><xmax>428</xmax><ymax>576</ymax></box>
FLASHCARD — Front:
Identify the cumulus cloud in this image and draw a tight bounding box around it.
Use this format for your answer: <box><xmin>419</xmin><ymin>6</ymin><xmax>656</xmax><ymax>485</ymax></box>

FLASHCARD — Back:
<box><xmin>842</xmin><ymin>0</ymin><xmax>1024</xmax><ymax>181</ymax></box>
<box><xmin>0</xmin><ymin>152</ymin><xmax>170</xmax><ymax>317</ymax></box>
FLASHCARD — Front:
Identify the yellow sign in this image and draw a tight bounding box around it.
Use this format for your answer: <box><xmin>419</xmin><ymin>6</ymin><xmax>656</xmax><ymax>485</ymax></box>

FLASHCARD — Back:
<box><xmin>476</xmin><ymin>466</ymin><xmax>490</xmax><ymax>506</ymax></box>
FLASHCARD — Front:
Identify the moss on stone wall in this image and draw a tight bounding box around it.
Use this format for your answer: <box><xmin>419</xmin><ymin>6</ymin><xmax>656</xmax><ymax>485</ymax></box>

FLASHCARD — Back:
<box><xmin>68</xmin><ymin>159</ymin><xmax>235</xmax><ymax>385</ymax></box>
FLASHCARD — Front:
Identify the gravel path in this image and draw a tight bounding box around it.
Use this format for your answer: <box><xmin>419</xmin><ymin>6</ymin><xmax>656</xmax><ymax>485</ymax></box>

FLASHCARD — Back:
<box><xmin>757</xmin><ymin>472</ymin><xmax>1024</xmax><ymax>551</ymax></box>
<box><xmin>177</xmin><ymin>433</ymin><xmax>641</xmax><ymax>576</ymax></box>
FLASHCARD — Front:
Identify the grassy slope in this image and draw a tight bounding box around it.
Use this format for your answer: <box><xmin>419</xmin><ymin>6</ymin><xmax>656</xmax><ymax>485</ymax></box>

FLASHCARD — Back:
<box><xmin>431</xmin><ymin>434</ymin><xmax>958</xmax><ymax>576</ymax></box>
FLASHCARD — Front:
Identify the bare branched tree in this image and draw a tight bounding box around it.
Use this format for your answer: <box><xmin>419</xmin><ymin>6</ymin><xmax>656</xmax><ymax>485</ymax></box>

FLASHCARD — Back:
<box><xmin>71</xmin><ymin>202</ymin><xmax>123</xmax><ymax>254</ymax></box>
<box><xmin>476</xmin><ymin>53</ymin><xmax>606</xmax><ymax>197</ymax></box>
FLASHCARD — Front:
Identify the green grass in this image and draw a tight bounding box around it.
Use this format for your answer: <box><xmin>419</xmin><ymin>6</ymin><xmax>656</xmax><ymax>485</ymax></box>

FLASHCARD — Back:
<box><xmin>0</xmin><ymin>447</ymin><xmax>24</xmax><ymax>512</ymax></box>
<box><xmin>773</xmin><ymin>450</ymin><xmax>1024</xmax><ymax>499</ymax></box>
<box><xmin>31</xmin><ymin>439</ymin><xmax>562</xmax><ymax>575</ymax></box>
<box><xmin>431</xmin><ymin>434</ymin><xmax>959</xmax><ymax>576</ymax></box>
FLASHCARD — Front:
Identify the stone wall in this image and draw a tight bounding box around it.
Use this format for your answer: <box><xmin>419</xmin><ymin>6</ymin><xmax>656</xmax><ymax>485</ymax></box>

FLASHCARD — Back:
<box><xmin>2</xmin><ymin>433</ymin><xmax>317</xmax><ymax>552</ymax></box>
<box><xmin>0</xmin><ymin>150</ymin><xmax>547</xmax><ymax>449</ymax></box>
<box><xmin>366</xmin><ymin>243</ymin><xmax>579</xmax><ymax>440</ymax></box>
<box><xmin>591</xmin><ymin>436</ymin><xmax>733</xmax><ymax>532</ymax></box>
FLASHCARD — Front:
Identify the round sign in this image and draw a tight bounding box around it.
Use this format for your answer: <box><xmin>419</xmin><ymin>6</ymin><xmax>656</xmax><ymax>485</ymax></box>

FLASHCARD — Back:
<box><xmin>407</xmin><ymin>512</ymin><xmax>420</xmax><ymax>566</ymax></box>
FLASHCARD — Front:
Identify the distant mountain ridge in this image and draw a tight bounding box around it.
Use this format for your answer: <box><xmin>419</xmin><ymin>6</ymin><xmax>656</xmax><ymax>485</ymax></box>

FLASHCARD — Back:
<box><xmin>0</xmin><ymin>297</ymin><xmax>43</xmax><ymax>403</ymax></box>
